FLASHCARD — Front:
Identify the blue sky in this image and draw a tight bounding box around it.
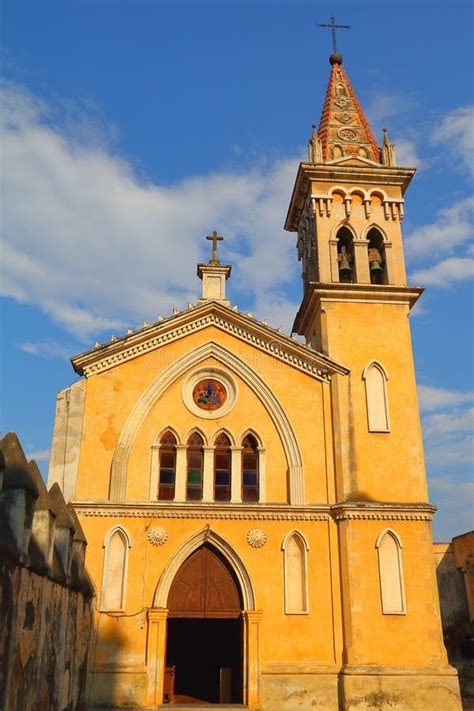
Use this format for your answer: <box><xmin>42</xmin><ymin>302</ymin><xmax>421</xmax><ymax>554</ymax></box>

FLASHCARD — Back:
<box><xmin>1</xmin><ymin>0</ymin><xmax>473</xmax><ymax>540</ymax></box>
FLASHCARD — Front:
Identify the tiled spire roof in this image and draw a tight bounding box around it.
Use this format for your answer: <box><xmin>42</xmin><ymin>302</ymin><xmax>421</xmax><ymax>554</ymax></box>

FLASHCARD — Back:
<box><xmin>318</xmin><ymin>58</ymin><xmax>380</xmax><ymax>163</ymax></box>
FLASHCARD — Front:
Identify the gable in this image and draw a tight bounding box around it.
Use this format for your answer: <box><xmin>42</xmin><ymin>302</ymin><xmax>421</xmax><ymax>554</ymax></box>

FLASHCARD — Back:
<box><xmin>71</xmin><ymin>301</ymin><xmax>347</xmax><ymax>382</ymax></box>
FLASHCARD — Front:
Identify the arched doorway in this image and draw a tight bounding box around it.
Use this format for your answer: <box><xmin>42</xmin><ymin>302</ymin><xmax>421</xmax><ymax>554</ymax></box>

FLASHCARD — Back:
<box><xmin>165</xmin><ymin>544</ymin><xmax>243</xmax><ymax>704</ymax></box>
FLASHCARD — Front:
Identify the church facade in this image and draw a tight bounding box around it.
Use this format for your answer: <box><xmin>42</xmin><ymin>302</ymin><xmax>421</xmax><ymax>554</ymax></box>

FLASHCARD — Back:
<box><xmin>48</xmin><ymin>53</ymin><xmax>462</xmax><ymax>710</ymax></box>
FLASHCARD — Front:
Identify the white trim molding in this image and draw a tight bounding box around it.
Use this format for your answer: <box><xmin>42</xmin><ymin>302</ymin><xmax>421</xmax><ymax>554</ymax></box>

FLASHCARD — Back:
<box><xmin>182</xmin><ymin>367</ymin><xmax>238</xmax><ymax>419</ymax></box>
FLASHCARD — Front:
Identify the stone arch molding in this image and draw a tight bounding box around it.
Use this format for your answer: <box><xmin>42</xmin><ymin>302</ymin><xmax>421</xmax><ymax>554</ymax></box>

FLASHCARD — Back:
<box><xmin>152</xmin><ymin>526</ymin><xmax>256</xmax><ymax>610</ymax></box>
<box><xmin>109</xmin><ymin>341</ymin><xmax>304</xmax><ymax>503</ymax></box>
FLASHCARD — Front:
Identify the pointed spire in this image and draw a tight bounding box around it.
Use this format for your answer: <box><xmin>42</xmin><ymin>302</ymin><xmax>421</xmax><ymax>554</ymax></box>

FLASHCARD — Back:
<box><xmin>317</xmin><ymin>60</ymin><xmax>380</xmax><ymax>163</ymax></box>
<box><xmin>381</xmin><ymin>127</ymin><xmax>397</xmax><ymax>166</ymax></box>
<box><xmin>308</xmin><ymin>124</ymin><xmax>323</xmax><ymax>163</ymax></box>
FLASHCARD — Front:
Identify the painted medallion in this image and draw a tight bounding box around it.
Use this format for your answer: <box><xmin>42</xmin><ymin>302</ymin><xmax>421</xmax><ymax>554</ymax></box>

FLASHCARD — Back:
<box><xmin>192</xmin><ymin>379</ymin><xmax>227</xmax><ymax>411</ymax></box>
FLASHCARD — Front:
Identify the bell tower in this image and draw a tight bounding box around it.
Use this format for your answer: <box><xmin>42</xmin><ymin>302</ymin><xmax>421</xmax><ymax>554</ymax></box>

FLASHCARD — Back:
<box><xmin>286</xmin><ymin>50</ymin><xmax>425</xmax><ymax>504</ymax></box>
<box><xmin>285</xmin><ymin>47</ymin><xmax>462</xmax><ymax>708</ymax></box>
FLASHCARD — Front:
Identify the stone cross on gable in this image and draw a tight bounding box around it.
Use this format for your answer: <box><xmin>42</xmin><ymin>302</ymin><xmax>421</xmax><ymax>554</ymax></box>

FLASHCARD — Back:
<box><xmin>206</xmin><ymin>230</ymin><xmax>224</xmax><ymax>264</ymax></box>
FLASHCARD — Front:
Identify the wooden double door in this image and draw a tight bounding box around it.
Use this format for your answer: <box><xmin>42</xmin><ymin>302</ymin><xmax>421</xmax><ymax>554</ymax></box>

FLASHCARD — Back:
<box><xmin>166</xmin><ymin>544</ymin><xmax>243</xmax><ymax>704</ymax></box>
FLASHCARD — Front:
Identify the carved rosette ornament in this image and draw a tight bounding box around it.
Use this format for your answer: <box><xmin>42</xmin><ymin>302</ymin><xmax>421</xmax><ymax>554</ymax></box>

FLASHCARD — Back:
<box><xmin>246</xmin><ymin>528</ymin><xmax>267</xmax><ymax>548</ymax></box>
<box><xmin>147</xmin><ymin>526</ymin><xmax>168</xmax><ymax>546</ymax></box>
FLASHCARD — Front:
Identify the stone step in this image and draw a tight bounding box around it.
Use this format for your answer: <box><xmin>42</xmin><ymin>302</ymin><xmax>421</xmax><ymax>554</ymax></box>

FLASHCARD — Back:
<box><xmin>158</xmin><ymin>707</ymin><xmax>247</xmax><ymax>711</ymax></box>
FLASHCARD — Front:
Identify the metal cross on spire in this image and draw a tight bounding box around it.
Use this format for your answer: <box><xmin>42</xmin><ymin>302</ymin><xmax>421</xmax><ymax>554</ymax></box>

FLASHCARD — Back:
<box><xmin>206</xmin><ymin>230</ymin><xmax>223</xmax><ymax>264</ymax></box>
<box><xmin>316</xmin><ymin>15</ymin><xmax>351</xmax><ymax>53</ymax></box>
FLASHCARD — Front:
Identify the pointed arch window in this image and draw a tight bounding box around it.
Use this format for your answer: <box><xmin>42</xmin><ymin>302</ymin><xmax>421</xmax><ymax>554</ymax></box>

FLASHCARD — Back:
<box><xmin>242</xmin><ymin>434</ymin><xmax>259</xmax><ymax>503</ymax></box>
<box><xmin>214</xmin><ymin>433</ymin><xmax>231</xmax><ymax>502</ymax></box>
<box><xmin>336</xmin><ymin>226</ymin><xmax>355</xmax><ymax>283</ymax></box>
<box><xmin>376</xmin><ymin>529</ymin><xmax>406</xmax><ymax>614</ymax></box>
<box><xmin>363</xmin><ymin>361</ymin><xmax>390</xmax><ymax>432</ymax></box>
<box><xmin>101</xmin><ymin>527</ymin><xmax>130</xmax><ymax>611</ymax></box>
<box><xmin>367</xmin><ymin>227</ymin><xmax>387</xmax><ymax>285</ymax></box>
<box><xmin>158</xmin><ymin>431</ymin><xmax>177</xmax><ymax>500</ymax></box>
<box><xmin>282</xmin><ymin>531</ymin><xmax>309</xmax><ymax>614</ymax></box>
<box><xmin>186</xmin><ymin>433</ymin><xmax>204</xmax><ymax>501</ymax></box>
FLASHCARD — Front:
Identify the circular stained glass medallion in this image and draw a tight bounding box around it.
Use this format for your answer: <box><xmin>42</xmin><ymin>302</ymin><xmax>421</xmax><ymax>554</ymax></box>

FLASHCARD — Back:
<box><xmin>192</xmin><ymin>379</ymin><xmax>227</xmax><ymax>411</ymax></box>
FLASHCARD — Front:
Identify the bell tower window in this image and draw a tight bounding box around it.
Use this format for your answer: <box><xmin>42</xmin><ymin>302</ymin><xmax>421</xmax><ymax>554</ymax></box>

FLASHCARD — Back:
<box><xmin>367</xmin><ymin>227</ymin><xmax>386</xmax><ymax>285</ymax></box>
<box><xmin>336</xmin><ymin>227</ymin><xmax>355</xmax><ymax>283</ymax></box>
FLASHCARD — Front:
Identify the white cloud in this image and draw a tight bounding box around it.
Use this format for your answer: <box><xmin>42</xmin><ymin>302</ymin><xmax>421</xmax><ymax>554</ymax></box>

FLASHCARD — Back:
<box><xmin>26</xmin><ymin>448</ymin><xmax>50</xmax><ymax>463</ymax></box>
<box><xmin>365</xmin><ymin>91</ymin><xmax>414</xmax><ymax>129</ymax></box>
<box><xmin>393</xmin><ymin>139</ymin><xmax>421</xmax><ymax>168</ymax></box>
<box><xmin>405</xmin><ymin>196</ymin><xmax>474</xmax><ymax>259</ymax></box>
<box><xmin>428</xmin><ymin>474</ymin><xmax>474</xmax><ymax>541</ymax></box>
<box><xmin>418</xmin><ymin>385</ymin><xmax>474</xmax><ymax>412</ymax></box>
<box><xmin>19</xmin><ymin>341</ymin><xmax>74</xmax><ymax>359</ymax></box>
<box><xmin>410</xmin><ymin>256</ymin><xmax>474</xmax><ymax>286</ymax></box>
<box><xmin>423</xmin><ymin>408</ymin><xmax>474</xmax><ymax>438</ymax></box>
<box><xmin>429</xmin><ymin>474</ymin><xmax>474</xmax><ymax>499</ymax></box>
<box><xmin>1</xmin><ymin>80</ymin><xmax>300</xmax><ymax>340</ymax></box>
<box><xmin>431</xmin><ymin>106</ymin><xmax>474</xmax><ymax>176</ymax></box>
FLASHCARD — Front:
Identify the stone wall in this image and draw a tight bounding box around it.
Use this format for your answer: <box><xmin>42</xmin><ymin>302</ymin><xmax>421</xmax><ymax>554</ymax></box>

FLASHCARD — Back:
<box><xmin>435</xmin><ymin>533</ymin><xmax>474</xmax><ymax>707</ymax></box>
<box><xmin>0</xmin><ymin>433</ymin><xmax>94</xmax><ymax>711</ymax></box>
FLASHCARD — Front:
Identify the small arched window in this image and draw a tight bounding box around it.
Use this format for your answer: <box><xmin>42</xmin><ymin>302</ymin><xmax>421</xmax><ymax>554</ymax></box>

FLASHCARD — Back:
<box><xmin>336</xmin><ymin>226</ymin><xmax>355</xmax><ymax>283</ymax></box>
<box><xmin>282</xmin><ymin>531</ymin><xmax>309</xmax><ymax>614</ymax></box>
<box><xmin>363</xmin><ymin>361</ymin><xmax>390</xmax><ymax>432</ymax></box>
<box><xmin>158</xmin><ymin>431</ymin><xmax>177</xmax><ymax>500</ymax></box>
<box><xmin>101</xmin><ymin>528</ymin><xmax>130</xmax><ymax>611</ymax></box>
<box><xmin>376</xmin><ymin>529</ymin><xmax>406</xmax><ymax>614</ymax></box>
<box><xmin>214</xmin><ymin>433</ymin><xmax>231</xmax><ymax>502</ymax></box>
<box><xmin>367</xmin><ymin>227</ymin><xmax>386</xmax><ymax>284</ymax></box>
<box><xmin>242</xmin><ymin>434</ymin><xmax>259</xmax><ymax>502</ymax></box>
<box><xmin>333</xmin><ymin>145</ymin><xmax>344</xmax><ymax>159</ymax></box>
<box><xmin>186</xmin><ymin>433</ymin><xmax>204</xmax><ymax>501</ymax></box>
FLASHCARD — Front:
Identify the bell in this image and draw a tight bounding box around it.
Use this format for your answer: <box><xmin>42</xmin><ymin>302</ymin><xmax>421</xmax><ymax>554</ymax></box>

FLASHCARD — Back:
<box><xmin>370</xmin><ymin>259</ymin><xmax>383</xmax><ymax>273</ymax></box>
<box><xmin>339</xmin><ymin>258</ymin><xmax>352</xmax><ymax>282</ymax></box>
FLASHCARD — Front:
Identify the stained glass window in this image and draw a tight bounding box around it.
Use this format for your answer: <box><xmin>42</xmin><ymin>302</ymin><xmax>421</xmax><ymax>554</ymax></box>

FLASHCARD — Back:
<box><xmin>242</xmin><ymin>434</ymin><xmax>259</xmax><ymax>503</ymax></box>
<box><xmin>159</xmin><ymin>431</ymin><xmax>177</xmax><ymax>500</ymax></box>
<box><xmin>186</xmin><ymin>432</ymin><xmax>204</xmax><ymax>501</ymax></box>
<box><xmin>214</xmin><ymin>433</ymin><xmax>231</xmax><ymax>502</ymax></box>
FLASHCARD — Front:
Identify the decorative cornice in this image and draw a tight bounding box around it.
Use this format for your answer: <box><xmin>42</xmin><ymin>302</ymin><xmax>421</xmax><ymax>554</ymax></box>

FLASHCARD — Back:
<box><xmin>73</xmin><ymin>500</ymin><xmax>435</xmax><ymax>522</ymax></box>
<box><xmin>285</xmin><ymin>162</ymin><xmax>416</xmax><ymax>232</ymax></box>
<box><xmin>293</xmin><ymin>282</ymin><xmax>424</xmax><ymax>336</ymax></box>
<box><xmin>71</xmin><ymin>301</ymin><xmax>346</xmax><ymax>380</ymax></box>
<box><xmin>331</xmin><ymin>502</ymin><xmax>436</xmax><ymax>522</ymax></box>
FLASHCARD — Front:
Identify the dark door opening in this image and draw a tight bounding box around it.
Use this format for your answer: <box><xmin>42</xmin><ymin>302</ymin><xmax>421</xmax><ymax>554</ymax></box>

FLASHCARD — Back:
<box><xmin>166</xmin><ymin>617</ymin><xmax>242</xmax><ymax>704</ymax></box>
<box><xmin>165</xmin><ymin>544</ymin><xmax>244</xmax><ymax>704</ymax></box>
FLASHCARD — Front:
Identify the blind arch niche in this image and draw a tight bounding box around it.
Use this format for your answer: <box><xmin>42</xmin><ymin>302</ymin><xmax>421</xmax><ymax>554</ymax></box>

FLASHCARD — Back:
<box><xmin>375</xmin><ymin>529</ymin><xmax>406</xmax><ymax>614</ymax></box>
<box><xmin>101</xmin><ymin>526</ymin><xmax>131</xmax><ymax>611</ymax></box>
<box><xmin>362</xmin><ymin>360</ymin><xmax>390</xmax><ymax>432</ymax></box>
<box><xmin>282</xmin><ymin>531</ymin><xmax>309</xmax><ymax>614</ymax></box>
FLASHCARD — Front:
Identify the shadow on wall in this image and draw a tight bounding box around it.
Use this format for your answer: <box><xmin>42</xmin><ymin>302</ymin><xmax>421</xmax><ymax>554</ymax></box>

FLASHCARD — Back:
<box><xmin>87</xmin><ymin>613</ymin><xmax>131</xmax><ymax>708</ymax></box>
<box><xmin>0</xmin><ymin>432</ymin><xmax>95</xmax><ymax>711</ymax></box>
